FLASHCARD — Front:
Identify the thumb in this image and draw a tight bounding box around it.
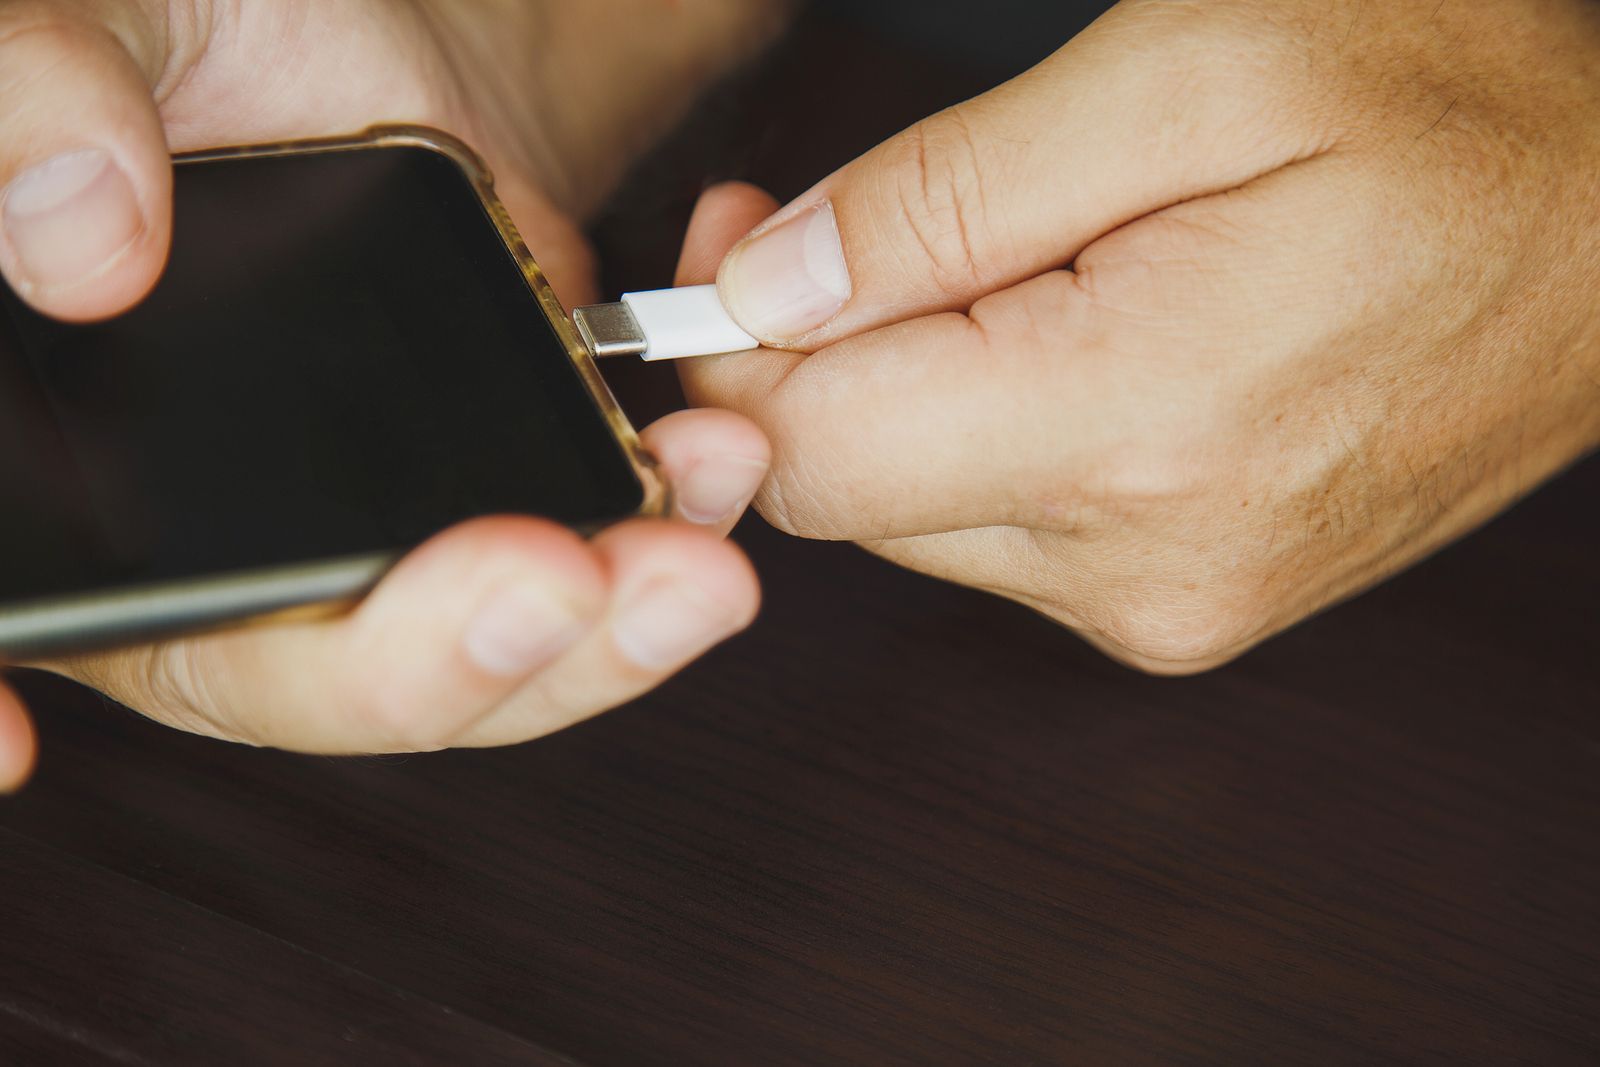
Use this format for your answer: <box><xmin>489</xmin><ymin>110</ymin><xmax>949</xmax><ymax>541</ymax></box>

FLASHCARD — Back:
<box><xmin>715</xmin><ymin>7</ymin><xmax>1317</xmax><ymax>348</ymax></box>
<box><xmin>0</xmin><ymin>5</ymin><xmax>171</xmax><ymax>321</ymax></box>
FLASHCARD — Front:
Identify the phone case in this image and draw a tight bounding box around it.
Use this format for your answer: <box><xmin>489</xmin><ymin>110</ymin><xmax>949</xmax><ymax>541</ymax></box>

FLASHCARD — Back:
<box><xmin>0</xmin><ymin>125</ymin><xmax>666</xmax><ymax>661</ymax></box>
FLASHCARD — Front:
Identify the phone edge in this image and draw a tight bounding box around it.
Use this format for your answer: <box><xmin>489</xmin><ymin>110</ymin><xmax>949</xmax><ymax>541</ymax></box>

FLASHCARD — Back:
<box><xmin>0</xmin><ymin>554</ymin><xmax>394</xmax><ymax>661</ymax></box>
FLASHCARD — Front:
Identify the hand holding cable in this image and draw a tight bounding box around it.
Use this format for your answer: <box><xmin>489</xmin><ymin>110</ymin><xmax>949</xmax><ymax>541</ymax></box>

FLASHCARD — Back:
<box><xmin>675</xmin><ymin>0</ymin><xmax>1600</xmax><ymax>672</ymax></box>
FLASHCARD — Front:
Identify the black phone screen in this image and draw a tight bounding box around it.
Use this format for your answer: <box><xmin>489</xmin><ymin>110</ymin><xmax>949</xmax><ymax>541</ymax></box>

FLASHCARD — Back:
<box><xmin>0</xmin><ymin>143</ymin><xmax>644</xmax><ymax>607</ymax></box>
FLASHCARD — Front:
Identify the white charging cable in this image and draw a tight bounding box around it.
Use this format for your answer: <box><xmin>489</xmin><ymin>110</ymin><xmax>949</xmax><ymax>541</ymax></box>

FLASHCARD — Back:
<box><xmin>572</xmin><ymin>285</ymin><xmax>759</xmax><ymax>361</ymax></box>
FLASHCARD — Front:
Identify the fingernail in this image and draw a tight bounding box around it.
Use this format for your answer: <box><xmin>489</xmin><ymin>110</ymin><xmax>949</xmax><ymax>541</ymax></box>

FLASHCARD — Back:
<box><xmin>2</xmin><ymin>149</ymin><xmax>144</xmax><ymax>294</ymax></box>
<box><xmin>720</xmin><ymin>201</ymin><xmax>850</xmax><ymax>341</ymax></box>
<box><xmin>612</xmin><ymin>579</ymin><xmax>745</xmax><ymax>670</ymax></box>
<box><xmin>462</xmin><ymin>582</ymin><xmax>587</xmax><ymax>677</ymax></box>
<box><xmin>676</xmin><ymin>454</ymin><xmax>768</xmax><ymax>525</ymax></box>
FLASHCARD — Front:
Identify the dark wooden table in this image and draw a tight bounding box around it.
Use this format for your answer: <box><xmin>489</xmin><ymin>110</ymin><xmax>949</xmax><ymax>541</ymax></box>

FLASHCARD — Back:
<box><xmin>4</xmin><ymin>13</ymin><xmax>1598</xmax><ymax>1065</ymax></box>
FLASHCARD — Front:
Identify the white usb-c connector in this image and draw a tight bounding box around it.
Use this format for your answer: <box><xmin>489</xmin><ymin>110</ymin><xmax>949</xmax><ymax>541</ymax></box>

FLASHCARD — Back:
<box><xmin>572</xmin><ymin>284</ymin><xmax>759</xmax><ymax>361</ymax></box>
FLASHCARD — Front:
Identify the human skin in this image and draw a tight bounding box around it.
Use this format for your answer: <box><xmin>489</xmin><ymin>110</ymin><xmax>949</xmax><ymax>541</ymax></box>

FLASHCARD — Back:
<box><xmin>679</xmin><ymin>0</ymin><xmax>1600</xmax><ymax>674</ymax></box>
<box><xmin>0</xmin><ymin>0</ymin><xmax>793</xmax><ymax>789</ymax></box>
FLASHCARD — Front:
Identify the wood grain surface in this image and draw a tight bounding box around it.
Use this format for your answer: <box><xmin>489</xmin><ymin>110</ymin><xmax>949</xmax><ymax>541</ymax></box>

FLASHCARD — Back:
<box><xmin>3</xmin><ymin>11</ymin><xmax>1597</xmax><ymax>1065</ymax></box>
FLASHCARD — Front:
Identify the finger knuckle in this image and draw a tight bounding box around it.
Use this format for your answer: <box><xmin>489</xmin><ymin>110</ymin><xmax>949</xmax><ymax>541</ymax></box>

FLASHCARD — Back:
<box><xmin>1095</xmin><ymin>4</ymin><xmax>1326</xmax><ymax>166</ymax></box>
<box><xmin>754</xmin><ymin>448</ymin><xmax>854</xmax><ymax>541</ymax></box>
<box><xmin>125</xmin><ymin>643</ymin><xmax>239</xmax><ymax>742</ymax></box>
<box><xmin>137</xmin><ymin>643</ymin><xmax>201</xmax><ymax>720</ymax></box>
<box><xmin>744</xmin><ymin>378</ymin><xmax>874</xmax><ymax>540</ymax></box>
<box><xmin>1095</xmin><ymin>438</ymin><xmax>1207</xmax><ymax>513</ymax></box>
<box><xmin>1097</xmin><ymin>585</ymin><xmax>1260</xmax><ymax>672</ymax></box>
<box><xmin>881</xmin><ymin>108</ymin><xmax>1006</xmax><ymax>299</ymax></box>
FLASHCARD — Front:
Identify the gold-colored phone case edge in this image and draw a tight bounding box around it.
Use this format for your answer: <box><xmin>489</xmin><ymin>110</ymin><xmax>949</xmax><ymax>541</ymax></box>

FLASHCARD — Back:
<box><xmin>1</xmin><ymin>125</ymin><xmax>665</xmax><ymax>663</ymax></box>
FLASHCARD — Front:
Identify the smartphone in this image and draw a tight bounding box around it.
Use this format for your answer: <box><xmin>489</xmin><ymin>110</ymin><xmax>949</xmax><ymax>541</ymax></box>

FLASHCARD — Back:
<box><xmin>0</xmin><ymin>126</ymin><xmax>663</xmax><ymax>659</ymax></box>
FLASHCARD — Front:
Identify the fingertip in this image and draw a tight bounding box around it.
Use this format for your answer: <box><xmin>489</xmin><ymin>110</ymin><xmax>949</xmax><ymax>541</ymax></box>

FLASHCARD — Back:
<box><xmin>0</xmin><ymin>145</ymin><xmax>169</xmax><ymax>320</ymax></box>
<box><xmin>641</xmin><ymin>406</ymin><xmax>771</xmax><ymax>463</ymax></box>
<box><xmin>0</xmin><ymin>13</ymin><xmax>172</xmax><ymax>322</ymax></box>
<box><xmin>376</xmin><ymin>515</ymin><xmax>609</xmax><ymax>614</ymax></box>
<box><xmin>283</xmin><ymin>516</ymin><xmax>617</xmax><ymax>751</ymax></box>
<box><xmin>446</xmin><ymin>518</ymin><xmax>762</xmax><ymax>749</ymax></box>
<box><xmin>355</xmin><ymin>519</ymin><xmax>758</xmax><ymax>749</ymax></box>
<box><xmin>0</xmin><ymin>679</ymin><xmax>38</xmax><ymax>794</ymax></box>
<box><xmin>676</xmin><ymin>181</ymin><xmax>784</xmax><ymax>287</ymax></box>
<box><xmin>594</xmin><ymin>519</ymin><xmax>762</xmax><ymax>636</ymax></box>
<box><xmin>354</xmin><ymin>515</ymin><xmax>616</xmax><ymax>687</ymax></box>
<box><xmin>6</xmin><ymin>223</ymin><xmax>168</xmax><ymax>323</ymax></box>
<box><xmin>702</xmin><ymin>180</ymin><xmax>784</xmax><ymax>214</ymax></box>
<box><xmin>349</xmin><ymin>516</ymin><xmax>611</xmax><ymax>684</ymax></box>
<box><xmin>673</xmin><ymin>182</ymin><xmax>810</xmax><ymax>411</ymax></box>
<box><xmin>640</xmin><ymin>408</ymin><xmax>772</xmax><ymax>530</ymax></box>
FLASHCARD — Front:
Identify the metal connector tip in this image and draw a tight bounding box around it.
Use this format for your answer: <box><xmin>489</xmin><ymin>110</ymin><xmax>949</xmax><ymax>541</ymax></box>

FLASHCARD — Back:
<box><xmin>573</xmin><ymin>302</ymin><xmax>648</xmax><ymax>359</ymax></box>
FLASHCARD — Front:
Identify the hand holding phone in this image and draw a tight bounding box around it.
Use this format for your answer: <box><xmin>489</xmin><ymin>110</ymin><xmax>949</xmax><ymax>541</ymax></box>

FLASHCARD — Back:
<box><xmin>0</xmin><ymin>133</ymin><xmax>771</xmax><ymax>791</ymax></box>
<box><xmin>0</xmin><ymin>134</ymin><xmax>769</xmax><ymax>790</ymax></box>
<box><xmin>0</xmin><ymin>0</ymin><xmax>783</xmax><ymax>789</ymax></box>
<box><xmin>7</xmin><ymin>412</ymin><xmax>764</xmax><ymax>774</ymax></box>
